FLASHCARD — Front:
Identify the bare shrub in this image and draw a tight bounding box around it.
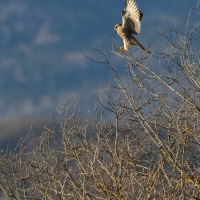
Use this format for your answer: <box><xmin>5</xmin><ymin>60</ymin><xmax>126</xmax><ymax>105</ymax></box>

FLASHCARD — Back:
<box><xmin>0</xmin><ymin>1</ymin><xmax>200</xmax><ymax>200</ymax></box>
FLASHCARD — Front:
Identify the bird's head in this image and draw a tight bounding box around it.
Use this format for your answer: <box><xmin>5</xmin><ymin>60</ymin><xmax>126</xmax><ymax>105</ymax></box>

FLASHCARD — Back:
<box><xmin>114</xmin><ymin>24</ymin><xmax>122</xmax><ymax>31</ymax></box>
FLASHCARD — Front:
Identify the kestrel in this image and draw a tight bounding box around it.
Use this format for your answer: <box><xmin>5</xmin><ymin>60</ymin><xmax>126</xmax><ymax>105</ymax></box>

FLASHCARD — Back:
<box><xmin>114</xmin><ymin>0</ymin><xmax>150</xmax><ymax>54</ymax></box>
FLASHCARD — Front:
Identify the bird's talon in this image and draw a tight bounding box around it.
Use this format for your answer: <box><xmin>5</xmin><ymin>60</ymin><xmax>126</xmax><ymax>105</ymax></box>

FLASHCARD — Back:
<box><xmin>119</xmin><ymin>47</ymin><xmax>124</xmax><ymax>54</ymax></box>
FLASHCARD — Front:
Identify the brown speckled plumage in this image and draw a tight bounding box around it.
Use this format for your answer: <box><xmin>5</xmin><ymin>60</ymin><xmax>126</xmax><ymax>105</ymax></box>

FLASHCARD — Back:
<box><xmin>114</xmin><ymin>0</ymin><xmax>150</xmax><ymax>53</ymax></box>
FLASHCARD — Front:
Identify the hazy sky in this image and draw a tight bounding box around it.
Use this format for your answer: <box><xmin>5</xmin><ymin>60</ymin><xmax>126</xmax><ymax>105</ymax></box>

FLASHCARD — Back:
<box><xmin>0</xmin><ymin>0</ymin><xmax>198</xmax><ymax>121</ymax></box>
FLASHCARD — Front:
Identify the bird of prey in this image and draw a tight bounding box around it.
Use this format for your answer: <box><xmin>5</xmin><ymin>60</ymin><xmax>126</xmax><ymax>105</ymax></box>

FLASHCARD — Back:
<box><xmin>114</xmin><ymin>0</ymin><xmax>150</xmax><ymax>54</ymax></box>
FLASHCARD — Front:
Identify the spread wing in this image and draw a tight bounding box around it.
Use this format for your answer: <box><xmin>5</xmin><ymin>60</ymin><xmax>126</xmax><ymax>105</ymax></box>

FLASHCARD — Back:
<box><xmin>122</xmin><ymin>0</ymin><xmax>143</xmax><ymax>35</ymax></box>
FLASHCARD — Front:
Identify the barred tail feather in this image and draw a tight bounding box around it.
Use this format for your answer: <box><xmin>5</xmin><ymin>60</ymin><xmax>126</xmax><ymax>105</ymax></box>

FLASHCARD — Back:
<box><xmin>131</xmin><ymin>37</ymin><xmax>150</xmax><ymax>54</ymax></box>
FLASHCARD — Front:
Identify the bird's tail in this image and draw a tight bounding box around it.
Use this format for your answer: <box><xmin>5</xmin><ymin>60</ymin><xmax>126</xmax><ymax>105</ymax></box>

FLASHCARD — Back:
<box><xmin>131</xmin><ymin>37</ymin><xmax>151</xmax><ymax>54</ymax></box>
<box><xmin>142</xmin><ymin>47</ymin><xmax>151</xmax><ymax>54</ymax></box>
